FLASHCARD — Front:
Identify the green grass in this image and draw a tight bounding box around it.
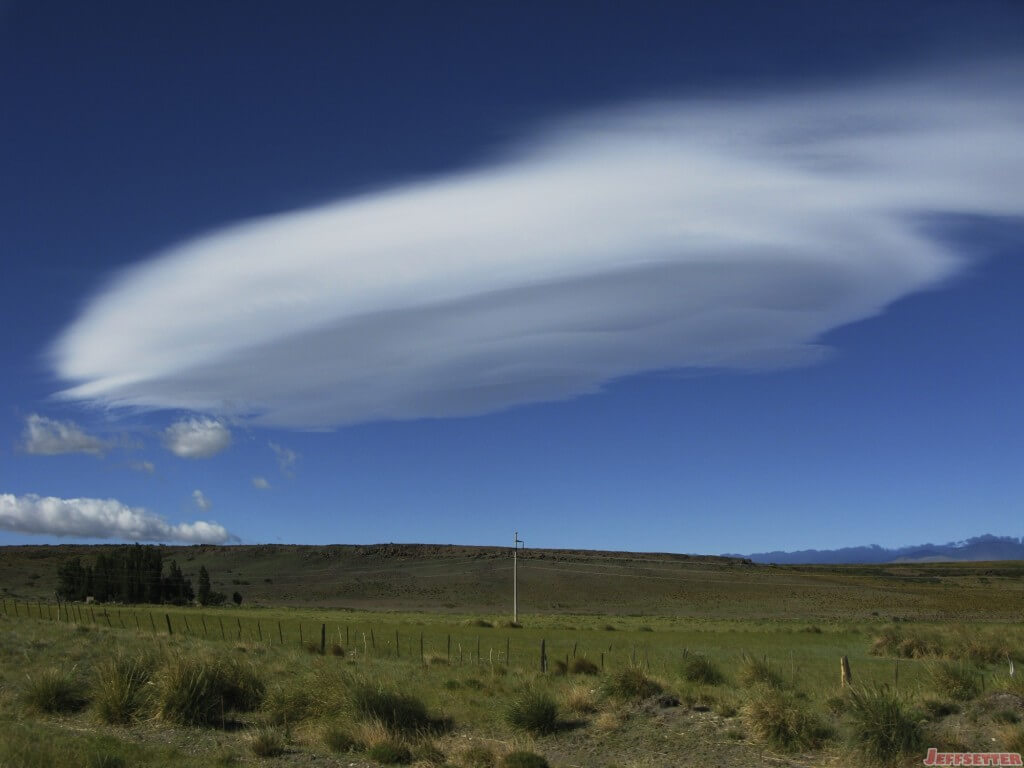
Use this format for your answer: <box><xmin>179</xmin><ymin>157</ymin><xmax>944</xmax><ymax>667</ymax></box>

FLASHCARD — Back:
<box><xmin>681</xmin><ymin>653</ymin><xmax>725</xmax><ymax>685</ymax></box>
<box><xmin>501</xmin><ymin>752</ymin><xmax>550</xmax><ymax>768</ymax></box>
<box><xmin>21</xmin><ymin>667</ymin><xmax>88</xmax><ymax>714</ymax></box>
<box><xmin>743</xmin><ymin>685</ymin><xmax>833</xmax><ymax>751</ymax></box>
<box><xmin>92</xmin><ymin>653</ymin><xmax>153</xmax><ymax>724</ymax></box>
<box><xmin>601</xmin><ymin>665</ymin><xmax>662</xmax><ymax>699</ymax></box>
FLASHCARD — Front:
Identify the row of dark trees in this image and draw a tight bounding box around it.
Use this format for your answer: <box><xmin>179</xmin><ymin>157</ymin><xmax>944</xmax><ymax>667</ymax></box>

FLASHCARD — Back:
<box><xmin>56</xmin><ymin>544</ymin><xmax>228</xmax><ymax>606</ymax></box>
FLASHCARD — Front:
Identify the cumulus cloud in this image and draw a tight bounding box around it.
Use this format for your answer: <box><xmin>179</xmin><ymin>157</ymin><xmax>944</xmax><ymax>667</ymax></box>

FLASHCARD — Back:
<box><xmin>131</xmin><ymin>460</ymin><xmax>155</xmax><ymax>474</ymax></box>
<box><xmin>22</xmin><ymin>414</ymin><xmax>109</xmax><ymax>456</ymax></box>
<box><xmin>0</xmin><ymin>493</ymin><xmax>234</xmax><ymax>543</ymax></box>
<box><xmin>162</xmin><ymin>418</ymin><xmax>231</xmax><ymax>458</ymax></box>
<box><xmin>50</xmin><ymin>68</ymin><xmax>1024</xmax><ymax>428</ymax></box>
<box><xmin>192</xmin><ymin>489</ymin><xmax>211</xmax><ymax>511</ymax></box>
<box><xmin>251</xmin><ymin>476</ymin><xmax>271</xmax><ymax>489</ymax></box>
<box><xmin>269</xmin><ymin>442</ymin><xmax>298</xmax><ymax>475</ymax></box>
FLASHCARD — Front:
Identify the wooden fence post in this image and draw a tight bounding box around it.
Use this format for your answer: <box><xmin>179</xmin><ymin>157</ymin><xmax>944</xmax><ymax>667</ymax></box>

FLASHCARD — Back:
<box><xmin>447</xmin><ymin>634</ymin><xmax>451</xmax><ymax>664</ymax></box>
<box><xmin>257</xmin><ymin>620</ymin><xmax>262</xmax><ymax>642</ymax></box>
<box><xmin>149</xmin><ymin>612</ymin><xmax>156</xmax><ymax>632</ymax></box>
<box><xmin>219</xmin><ymin>617</ymin><xmax>225</xmax><ymax>640</ymax></box>
<box><xmin>201</xmin><ymin>615</ymin><xmax>208</xmax><ymax>637</ymax></box>
<box><xmin>183</xmin><ymin>616</ymin><xmax>191</xmax><ymax>635</ymax></box>
<box><xmin>540</xmin><ymin>639</ymin><xmax>547</xmax><ymax>673</ymax></box>
<box><xmin>506</xmin><ymin>637</ymin><xmax>510</xmax><ymax>666</ymax></box>
<box><xmin>370</xmin><ymin>628</ymin><xmax>375</xmax><ymax>650</ymax></box>
<box><xmin>299</xmin><ymin>623</ymin><xmax>304</xmax><ymax>645</ymax></box>
<box><xmin>420</xmin><ymin>632</ymin><xmax>424</xmax><ymax>664</ymax></box>
<box><xmin>278</xmin><ymin>621</ymin><xmax>283</xmax><ymax>645</ymax></box>
<box><xmin>840</xmin><ymin>655</ymin><xmax>852</xmax><ymax>687</ymax></box>
<box><xmin>165</xmin><ymin>614</ymin><xmax>173</xmax><ymax>635</ymax></box>
<box><xmin>395</xmin><ymin>630</ymin><xmax>400</xmax><ymax>658</ymax></box>
<box><xmin>477</xmin><ymin>636</ymin><xmax>481</xmax><ymax>665</ymax></box>
<box><xmin>321</xmin><ymin>623</ymin><xmax>326</xmax><ymax>655</ymax></box>
<box><xmin>236</xmin><ymin>617</ymin><xmax>241</xmax><ymax>640</ymax></box>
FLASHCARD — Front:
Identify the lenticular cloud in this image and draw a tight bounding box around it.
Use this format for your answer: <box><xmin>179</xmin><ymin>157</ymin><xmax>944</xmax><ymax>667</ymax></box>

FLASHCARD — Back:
<box><xmin>51</xmin><ymin>70</ymin><xmax>1024</xmax><ymax>428</ymax></box>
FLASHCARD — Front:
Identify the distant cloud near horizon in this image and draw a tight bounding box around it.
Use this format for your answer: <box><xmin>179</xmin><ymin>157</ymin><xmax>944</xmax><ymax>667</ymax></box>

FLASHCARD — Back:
<box><xmin>21</xmin><ymin>414</ymin><xmax>109</xmax><ymax>456</ymax></box>
<box><xmin>0</xmin><ymin>492</ymin><xmax>234</xmax><ymax>543</ymax></box>
<box><xmin>49</xmin><ymin>67</ymin><xmax>1024</xmax><ymax>428</ymax></box>
<box><xmin>162</xmin><ymin>418</ymin><xmax>231</xmax><ymax>458</ymax></box>
<box><xmin>252</xmin><ymin>476</ymin><xmax>271</xmax><ymax>489</ymax></box>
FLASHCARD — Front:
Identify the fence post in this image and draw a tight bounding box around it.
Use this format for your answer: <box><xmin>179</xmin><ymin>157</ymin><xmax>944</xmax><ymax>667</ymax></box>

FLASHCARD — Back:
<box><xmin>573</xmin><ymin>641</ymin><xmax>577</xmax><ymax>659</ymax></box>
<box><xmin>506</xmin><ymin>637</ymin><xmax>510</xmax><ymax>666</ymax></box>
<box><xmin>201</xmin><ymin>615</ymin><xmax>208</xmax><ymax>637</ymax></box>
<box><xmin>840</xmin><ymin>655</ymin><xmax>852</xmax><ymax>687</ymax></box>
<box><xmin>477</xmin><ymin>636</ymin><xmax>481</xmax><ymax>665</ymax></box>
<box><xmin>299</xmin><ymin>624</ymin><xmax>304</xmax><ymax>645</ymax></box>
<box><xmin>219</xmin><ymin>617</ymin><xmax>225</xmax><ymax>640</ymax></box>
<box><xmin>149</xmin><ymin>612</ymin><xmax>156</xmax><ymax>632</ymax></box>
<box><xmin>236</xmin><ymin>617</ymin><xmax>241</xmax><ymax>640</ymax></box>
<box><xmin>257</xmin><ymin>620</ymin><xmax>262</xmax><ymax>642</ymax></box>
<box><xmin>165</xmin><ymin>614</ymin><xmax>173</xmax><ymax>635</ymax></box>
<box><xmin>370</xmin><ymin>628</ymin><xmax>375</xmax><ymax>650</ymax></box>
<box><xmin>894</xmin><ymin>659</ymin><xmax>899</xmax><ymax>689</ymax></box>
<box><xmin>395</xmin><ymin>630</ymin><xmax>400</xmax><ymax>658</ymax></box>
<box><xmin>321</xmin><ymin>623</ymin><xmax>326</xmax><ymax>655</ymax></box>
<box><xmin>447</xmin><ymin>634</ymin><xmax>451</xmax><ymax>664</ymax></box>
<box><xmin>540</xmin><ymin>639</ymin><xmax>547</xmax><ymax>673</ymax></box>
<box><xmin>183</xmin><ymin>616</ymin><xmax>190</xmax><ymax>635</ymax></box>
<box><xmin>420</xmin><ymin>632</ymin><xmax>424</xmax><ymax>664</ymax></box>
<box><xmin>278</xmin><ymin>621</ymin><xmax>284</xmax><ymax>645</ymax></box>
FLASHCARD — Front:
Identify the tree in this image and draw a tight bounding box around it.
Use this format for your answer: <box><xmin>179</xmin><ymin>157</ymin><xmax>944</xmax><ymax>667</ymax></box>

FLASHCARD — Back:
<box><xmin>232</xmin><ymin>591</ymin><xmax>243</xmax><ymax>606</ymax></box>
<box><xmin>197</xmin><ymin>566</ymin><xmax>211</xmax><ymax>606</ymax></box>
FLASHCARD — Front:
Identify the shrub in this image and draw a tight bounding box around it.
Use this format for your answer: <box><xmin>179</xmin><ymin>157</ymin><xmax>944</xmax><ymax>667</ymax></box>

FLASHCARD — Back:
<box><xmin>569</xmin><ymin>657</ymin><xmax>600</xmax><ymax>675</ymax></box>
<box><xmin>465</xmin><ymin>619</ymin><xmax>494</xmax><ymax>628</ymax></box>
<box><xmin>738</xmin><ymin>653</ymin><xmax>783</xmax><ymax>689</ymax></box>
<box><xmin>349</xmin><ymin>683</ymin><xmax>432</xmax><ymax>733</ymax></box>
<box><xmin>562</xmin><ymin>683</ymin><xmax>599</xmax><ymax>714</ymax></box>
<box><xmin>92</xmin><ymin>655</ymin><xmax>153</xmax><ymax>724</ymax></box>
<box><xmin>926</xmin><ymin>661</ymin><xmax>981</xmax><ymax>701</ymax></box>
<box><xmin>743</xmin><ymin>686</ymin><xmax>833</xmax><ymax>752</ymax></box>
<box><xmin>920</xmin><ymin>698</ymin><xmax>960</xmax><ymax>721</ymax></box>
<box><xmin>505</xmin><ymin>688</ymin><xmax>558</xmax><ymax>734</ymax></box>
<box><xmin>22</xmin><ymin>668</ymin><xmax>88</xmax><ymax>714</ymax></box>
<box><xmin>153</xmin><ymin>656</ymin><xmax>224</xmax><ymax>726</ymax></box>
<box><xmin>994</xmin><ymin>709</ymin><xmax>1021</xmax><ymax>725</ymax></box>
<box><xmin>845</xmin><ymin>684</ymin><xmax>923</xmax><ymax>765</ymax></box>
<box><xmin>247</xmin><ymin>727</ymin><xmax>286</xmax><ymax>758</ymax></box>
<box><xmin>215</xmin><ymin>657</ymin><xmax>265</xmax><ymax>712</ymax></box>
<box><xmin>601</xmin><ymin>665</ymin><xmax>662</xmax><ymax>700</ymax></box>
<box><xmin>323</xmin><ymin>725</ymin><xmax>361</xmax><ymax>753</ymax></box>
<box><xmin>551</xmin><ymin>659</ymin><xmax>567</xmax><ymax>676</ymax></box>
<box><xmin>264</xmin><ymin>684</ymin><xmax>314</xmax><ymax>725</ymax></box>
<box><xmin>638</xmin><ymin>625</ymin><xmax>654</xmax><ymax>632</ymax></box>
<box><xmin>502</xmin><ymin>751</ymin><xmax>550</xmax><ymax>768</ymax></box>
<box><xmin>869</xmin><ymin>626</ymin><xmax>941</xmax><ymax>659</ymax></box>
<box><xmin>366</xmin><ymin>739</ymin><xmax>412</xmax><ymax>765</ymax></box>
<box><xmin>682</xmin><ymin>654</ymin><xmax>724</xmax><ymax>686</ymax></box>
<box><xmin>331</xmin><ymin>643</ymin><xmax>346</xmax><ymax>657</ymax></box>
<box><xmin>461</xmin><ymin>744</ymin><xmax>496</xmax><ymax>767</ymax></box>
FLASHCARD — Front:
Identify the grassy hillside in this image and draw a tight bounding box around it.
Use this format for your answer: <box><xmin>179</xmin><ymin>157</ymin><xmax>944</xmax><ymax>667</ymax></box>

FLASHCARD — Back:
<box><xmin>2</xmin><ymin>543</ymin><xmax>1023</xmax><ymax>621</ymax></box>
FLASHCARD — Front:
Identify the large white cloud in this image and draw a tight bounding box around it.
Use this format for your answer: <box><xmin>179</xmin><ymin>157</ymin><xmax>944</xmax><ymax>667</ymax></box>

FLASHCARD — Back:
<box><xmin>22</xmin><ymin>414</ymin><xmax>109</xmax><ymax>456</ymax></box>
<box><xmin>0</xmin><ymin>493</ymin><xmax>234</xmax><ymax>543</ymax></box>
<box><xmin>50</xmin><ymin>68</ymin><xmax>1024</xmax><ymax>428</ymax></box>
<box><xmin>162</xmin><ymin>418</ymin><xmax>231</xmax><ymax>458</ymax></box>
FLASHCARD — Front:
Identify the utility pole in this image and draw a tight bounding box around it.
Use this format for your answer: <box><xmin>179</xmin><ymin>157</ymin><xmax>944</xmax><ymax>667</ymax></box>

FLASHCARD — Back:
<box><xmin>513</xmin><ymin>531</ymin><xmax>524</xmax><ymax>624</ymax></box>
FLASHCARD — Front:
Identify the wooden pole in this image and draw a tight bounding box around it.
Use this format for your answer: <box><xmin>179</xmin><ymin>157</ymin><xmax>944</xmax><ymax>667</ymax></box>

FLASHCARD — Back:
<box><xmin>320</xmin><ymin>623</ymin><xmax>326</xmax><ymax>655</ymax></box>
<box><xmin>201</xmin><ymin>615</ymin><xmax>208</xmax><ymax>637</ymax></box>
<box><xmin>220</xmin><ymin>617</ymin><xmax>225</xmax><ymax>640</ymax></box>
<box><xmin>278</xmin><ymin>621</ymin><xmax>283</xmax><ymax>645</ymax></box>
<box><xmin>165</xmin><ymin>614</ymin><xmax>173</xmax><ymax>635</ymax></box>
<box><xmin>395</xmin><ymin>629</ymin><xmax>400</xmax><ymax>658</ymax></box>
<box><xmin>150</xmin><ymin>612</ymin><xmax>157</xmax><ymax>632</ymax></box>
<box><xmin>540</xmin><ymin>639</ymin><xmax>547</xmax><ymax>673</ymax></box>
<box><xmin>370</xmin><ymin>628</ymin><xmax>375</xmax><ymax>650</ymax></box>
<box><xmin>134</xmin><ymin>613</ymin><xmax>141</xmax><ymax>630</ymax></box>
<box><xmin>477</xmin><ymin>636</ymin><xmax>481</xmax><ymax>665</ymax></box>
<box><xmin>236</xmin><ymin>617</ymin><xmax>241</xmax><ymax>640</ymax></box>
<box><xmin>299</xmin><ymin>624</ymin><xmax>303</xmax><ymax>645</ymax></box>
<box><xmin>183</xmin><ymin>616</ymin><xmax>190</xmax><ymax>635</ymax></box>
<box><xmin>447</xmin><ymin>634</ymin><xmax>451</xmax><ymax>664</ymax></box>
<box><xmin>506</xmin><ymin>637</ymin><xmax>510</xmax><ymax>666</ymax></box>
<box><xmin>840</xmin><ymin>655</ymin><xmax>852</xmax><ymax>687</ymax></box>
<box><xmin>420</xmin><ymin>632</ymin><xmax>424</xmax><ymax>664</ymax></box>
<box><xmin>894</xmin><ymin>659</ymin><xmax>899</xmax><ymax>689</ymax></box>
<box><xmin>257</xmin><ymin>620</ymin><xmax>262</xmax><ymax>642</ymax></box>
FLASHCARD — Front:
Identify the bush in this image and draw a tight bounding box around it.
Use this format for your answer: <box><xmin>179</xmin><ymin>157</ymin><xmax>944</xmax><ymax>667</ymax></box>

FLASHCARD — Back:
<box><xmin>153</xmin><ymin>653</ymin><xmax>263</xmax><ymax>726</ymax></box>
<box><xmin>738</xmin><ymin>653</ymin><xmax>783</xmax><ymax>689</ymax></box>
<box><xmin>926</xmin><ymin>661</ymin><xmax>981</xmax><ymax>701</ymax></box>
<box><xmin>845</xmin><ymin>684</ymin><xmax>923</xmax><ymax>765</ymax></box>
<box><xmin>601</xmin><ymin>665</ymin><xmax>662</xmax><ymax>700</ymax></box>
<box><xmin>920</xmin><ymin>698</ymin><xmax>960</xmax><ymax>721</ymax></box>
<box><xmin>215</xmin><ymin>657</ymin><xmax>265</xmax><ymax>712</ymax></box>
<box><xmin>743</xmin><ymin>686</ymin><xmax>833</xmax><ymax>752</ymax></box>
<box><xmin>682</xmin><ymin>654</ymin><xmax>724</xmax><ymax>685</ymax></box>
<box><xmin>264</xmin><ymin>684</ymin><xmax>314</xmax><ymax>725</ymax></box>
<box><xmin>247</xmin><ymin>727</ymin><xmax>286</xmax><ymax>757</ymax></box>
<box><xmin>22</xmin><ymin>668</ymin><xmax>88</xmax><ymax>714</ymax></box>
<box><xmin>465</xmin><ymin>619</ymin><xmax>493</xmax><ymax>628</ymax></box>
<box><xmin>92</xmin><ymin>655</ymin><xmax>153</xmax><ymax>724</ymax></box>
<box><xmin>349</xmin><ymin>683</ymin><xmax>432</xmax><ymax>733</ymax></box>
<box><xmin>505</xmin><ymin>688</ymin><xmax>558</xmax><ymax>734</ymax></box>
<box><xmin>323</xmin><ymin>725</ymin><xmax>361</xmax><ymax>753</ymax></box>
<box><xmin>562</xmin><ymin>683</ymin><xmax>599</xmax><ymax>714</ymax></box>
<box><xmin>502</xmin><ymin>751</ymin><xmax>550</xmax><ymax>768</ymax></box>
<box><xmin>153</xmin><ymin>656</ymin><xmax>225</xmax><ymax>726</ymax></box>
<box><xmin>569</xmin><ymin>657</ymin><xmax>600</xmax><ymax>675</ymax></box>
<box><xmin>366</xmin><ymin>739</ymin><xmax>412</xmax><ymax>764</ymax></box>
<box><xmin>461</xmin><ymin>744</ymin><xmax>496</xmax><ymax>767</ymax></box>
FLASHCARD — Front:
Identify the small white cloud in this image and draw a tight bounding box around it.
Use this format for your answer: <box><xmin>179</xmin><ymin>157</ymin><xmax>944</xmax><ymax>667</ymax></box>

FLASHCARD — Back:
<box><xmin>163</xmin><ymin>418</ymin><xmax>231</xmax><ymax>459</ymax></box>
<box><xmin>192</xmin><ymin>489</ymin><xmax>211</xmax><ymax>511</ymax></box>
<box><xmin>0</xmin><ymin>492</ymin><xmax>234</xmax><ymax>543</ymax></box>
<box><xmin>131</xmin><ymin>460</ymin><xmax>156</xmax><ymax>474</ymax></box>
<box><xmin>251</xmin><ymin>476</ymin><xmax>271</xmax><ymax>489</ymax></box>
<box><xmin>269</xmin><ymin>442</ymin><xmax>298</xmax><ymax>475</ymax></box>
<box><xmin>22</xmin><ymin>414</ymin><xmax>109</xmax><ymax>457</ymax></box>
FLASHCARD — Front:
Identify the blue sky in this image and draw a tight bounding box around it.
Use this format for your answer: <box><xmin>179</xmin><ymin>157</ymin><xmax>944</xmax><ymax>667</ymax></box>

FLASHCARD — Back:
<box><xmin>1</xmin><ymin>1</ymin><xmax>1022</xmax><ymax>554</ymax></box>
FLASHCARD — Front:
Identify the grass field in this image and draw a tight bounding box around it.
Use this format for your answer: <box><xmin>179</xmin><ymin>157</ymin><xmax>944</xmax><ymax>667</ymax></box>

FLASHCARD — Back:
<box><xmin>1</xmin><ymin>545</ymin><xmax>1023</xmax><ymax>767</ymax></box>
